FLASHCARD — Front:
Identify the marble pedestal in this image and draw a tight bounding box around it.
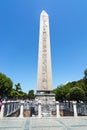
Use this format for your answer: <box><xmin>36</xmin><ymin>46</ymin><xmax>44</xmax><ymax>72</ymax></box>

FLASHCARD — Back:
<box><xmin>35</xmin><ymin>93</ymin><xmax>56</xmax><ymax>116</ymax></box>
<box><xmin>35</xmin><ymin>93</ymin><xmax>55</xmax><ymax>104</ymax></box>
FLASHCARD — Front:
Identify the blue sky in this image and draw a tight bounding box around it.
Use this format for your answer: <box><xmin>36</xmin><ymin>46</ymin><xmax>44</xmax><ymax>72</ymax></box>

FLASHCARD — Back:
<box><xmin>0</xmin><ymin>0</ymin><xmax>87</xmax><ymax>93</ymax></box>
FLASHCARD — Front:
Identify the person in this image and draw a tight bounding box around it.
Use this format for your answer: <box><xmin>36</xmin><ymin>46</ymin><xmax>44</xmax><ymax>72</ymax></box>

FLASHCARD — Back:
<box><xmin>0</xmin><ymin>100</ymin><xmax>2</xmax><ymax>111</ymax></box>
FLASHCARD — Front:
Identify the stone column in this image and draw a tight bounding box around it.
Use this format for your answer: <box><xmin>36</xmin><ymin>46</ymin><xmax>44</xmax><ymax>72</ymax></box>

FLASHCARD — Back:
<box><xmin>0</xmin><ymin>101</ymin><xmax>5</xmax><ymax>118</ymax></box>
<box><xmin>7</xmin><ymin>102</ymin><xmax>10</xmax><ymax>115</ymax></box>
<box><xmin>84</xmin><ymin>104</ymin><xmax>87</xmax><ymax>116</ymax></box>
<box><xmin>38</xmin><ymin>101</ymin><xmax>41</xmax><ymax>118</ymax></box>
<box><xmin>13</xmin><ymin>101</ymin><xmax>16</xmax><ymax>112</ymax></box>
<box><xmin>56</xmin><ymin>101</ymin><xmax>60</xmax><ymax>118</ymax></box>
<box><xmin>19</xmin><ymin>100</ymin><xmax>24</xmax><ymax>118</ymax></box>
<box><xmin>73</xmin><ymin>101</ymin><xmax>77</xmax><ymax>117</ymax></box>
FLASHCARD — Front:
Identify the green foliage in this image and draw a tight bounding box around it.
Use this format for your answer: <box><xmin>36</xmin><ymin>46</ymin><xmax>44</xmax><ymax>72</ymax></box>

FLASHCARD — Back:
<box><xmin>53</xmin><ymin>85</ymin><xmax>68</xmax><ymax>101</ymax></box>
<box><xmin>18</xmin><ymin>91</ymin><xmax>28</xmax><ymax>99</ymax></box>
<box><xmin>0</xmin><ymin>73</ymin><xmax>28</xmax><ymax>99</ymax></box>
<box><xmin>1</xmin><ymin>69</ymin><xmax>87</xmax><ymax>101</ymax></box>
<box><xmin>10</xmin><ymin>89</ymin><xmax>19</xmax><ymax>99</ymax></box>
<box><xmin>84</xmin><ymin>69</ymin><xmax>87</xmax><ymax>80</ymax></box>
<box><xmin>67</xmin><ymin>87</ymin><xmax>85</xmax><ymax>102</ymax></box>
<box><xmin>13</xmin><ymin>83</ymin><xmax>28</xmax><ymax>99</ymax></box>
<box><xmin>15</xmin><ymin>83</ymin><xmax>22</xmax><ymax>92</ymax></box>
<box><xmin>21</xmin><ymin>92</ymin><xmax>28</xmax><ymax>99</ymax></box>
<box><xmin>53</xmin><ymin>69</ymin><xmax>87</xmax><ymax>102</ymax></box>
<box><xmin>0</xmin><ymin>73</ymin><xmax>13</xmax><ymax>98</ymax></box>
<box><xmin>28</xmin><ymin>90</ymin><xmax>35</xmax><ymax>99</ymax></box>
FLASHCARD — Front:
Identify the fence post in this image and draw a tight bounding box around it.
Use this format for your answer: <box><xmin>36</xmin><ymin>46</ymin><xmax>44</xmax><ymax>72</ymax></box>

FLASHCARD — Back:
<box><xmin>0</xmin><ymin>101</ymin><xmax>5</xmax><ymax>118</ymax></box>
<box><xmin>7</xmin><ymin>101</ymin><xmax>11</xmax><ymax>115</ymax></box>
<box><xmin>38</xmin><ymin>101</ymin><xmax>41</xmax><ymax>118</ymax></box>
<box><xmin>56</xmin><ymin>101</ymin><xmax>60</xmax><ymax>118</ymax></box>
<box><xmin>19</xmin><ymin>100</ymin><xmax>24</xmax><ymax>118</ymax></box>
<box><xmin>73</xmin><ymin>101</ymin><xmax>77</xmax><ymax>117</ymax></box>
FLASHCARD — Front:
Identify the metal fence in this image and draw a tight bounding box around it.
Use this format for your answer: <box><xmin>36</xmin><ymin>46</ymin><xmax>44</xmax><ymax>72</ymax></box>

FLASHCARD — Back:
<box><xmin>77</xmin><ymin>103</ymin><xmax>87</xmax><ymax>116</ymax></box>
<box><xmin>3</xmin><ymin>101</ymin><xmax>20</xmax><ymax>117</ymax></box>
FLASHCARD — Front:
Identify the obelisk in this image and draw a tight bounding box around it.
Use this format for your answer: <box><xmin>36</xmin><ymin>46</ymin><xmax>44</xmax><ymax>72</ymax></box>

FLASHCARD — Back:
<box><xmin>37</xmin><ymin>10</ymin><xmax>52</xmax><ymax>93</ymax></box>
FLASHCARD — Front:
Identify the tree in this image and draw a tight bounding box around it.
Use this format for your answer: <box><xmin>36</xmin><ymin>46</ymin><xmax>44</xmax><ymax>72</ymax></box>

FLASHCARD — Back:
<box><xmin>28</xmin><ymin>90</ymin><xmax>35</xmax><ymax>99</ymax></box>
<box><xmin>67</xmin><ymin>87</ymin><xmax>85</xmax><ymax>102</ymax></box>
<box><xmin>82</xmin><ymin>69</ymin><xmax>87</xmax><ymax>100</ymax></box>
<box><xmin>18</xmin><ymin>91</ymin><xmax>28</xmax><ymax>99</ymax></box>
<box><xmin>10</xmin><ymin>89</ymin><xmax>28</xmax><ymax>100</ymax></box>
<box><xmin>21</xmin><ymin>92</ymin><xmax>28</xmax><ymax>99</ymax></box>
<box><xmin>15</xmin><ymin>83</ymin><xmax>21</xmax><ymax>92</ymax></box>
<box><xmin>84</xmin><ymin>69</ymin><xmax>87</xmax><ymax>80</ymax></box>
<box><xmin>13</xmin><ymin>83</ymin><xmax>28</xmax><ymax>99</ymax></box>
<box><xmin>0</xmin><ymin>73</ymin><xmax>13</xmax><ymax>98</ymax></box>
<box><xmin>53</xmin><ymin>69</ymin><xmax>87</xmax><ymax>102</ymax></box>
<box><xmin>53</xmin><ymin>85</ymin><xmax>68</xmax><ymax>101</ymax></box>
<box><xmin>10</xmin><ymin>89</ymin><xmax>19</xmax><ymax>99</ymax></box>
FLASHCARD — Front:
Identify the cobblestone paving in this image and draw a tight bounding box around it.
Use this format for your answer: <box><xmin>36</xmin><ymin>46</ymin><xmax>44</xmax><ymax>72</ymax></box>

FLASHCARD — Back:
<box><xmin>0</xmin><ymin>117</ymin><xmax>87</xmax><ymax>130</ymax></box>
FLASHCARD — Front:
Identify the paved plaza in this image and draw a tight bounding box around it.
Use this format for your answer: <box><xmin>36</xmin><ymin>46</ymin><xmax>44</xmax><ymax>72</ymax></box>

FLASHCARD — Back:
<box><xmin>0</xmin><ymin>117</ymin><xmax>87</xmax><ymax>130</ymax></box>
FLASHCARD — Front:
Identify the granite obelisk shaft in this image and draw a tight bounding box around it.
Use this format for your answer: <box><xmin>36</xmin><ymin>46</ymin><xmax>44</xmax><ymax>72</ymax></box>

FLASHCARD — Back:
<box><xmin>37</xmin><ymin>10</ymin><xmax>52</xmax><ymax>92</ymax></box>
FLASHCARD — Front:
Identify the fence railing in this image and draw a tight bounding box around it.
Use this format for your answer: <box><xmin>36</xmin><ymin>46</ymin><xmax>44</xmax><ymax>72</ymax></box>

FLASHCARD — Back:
<box><xmin>0</xmin><ymin>100</ymin><xmax>20</xmax><ymax>117</ymax></box>
<box><xmin>77</xmin><ymin>103</ymin><xmax>87</xmax><ymax>116</ymax></box>
<box><xmin>0</xmin><ymin>100</ymin><xmax>87</xmax><ymax>118</ymax></box>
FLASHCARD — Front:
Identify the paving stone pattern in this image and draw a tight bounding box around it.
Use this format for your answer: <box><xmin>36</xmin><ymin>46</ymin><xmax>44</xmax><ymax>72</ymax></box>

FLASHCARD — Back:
<box><xmin>0</xmin><ymin>117</ymin><xmax>87</xmax><ymax>130</ymax></box>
